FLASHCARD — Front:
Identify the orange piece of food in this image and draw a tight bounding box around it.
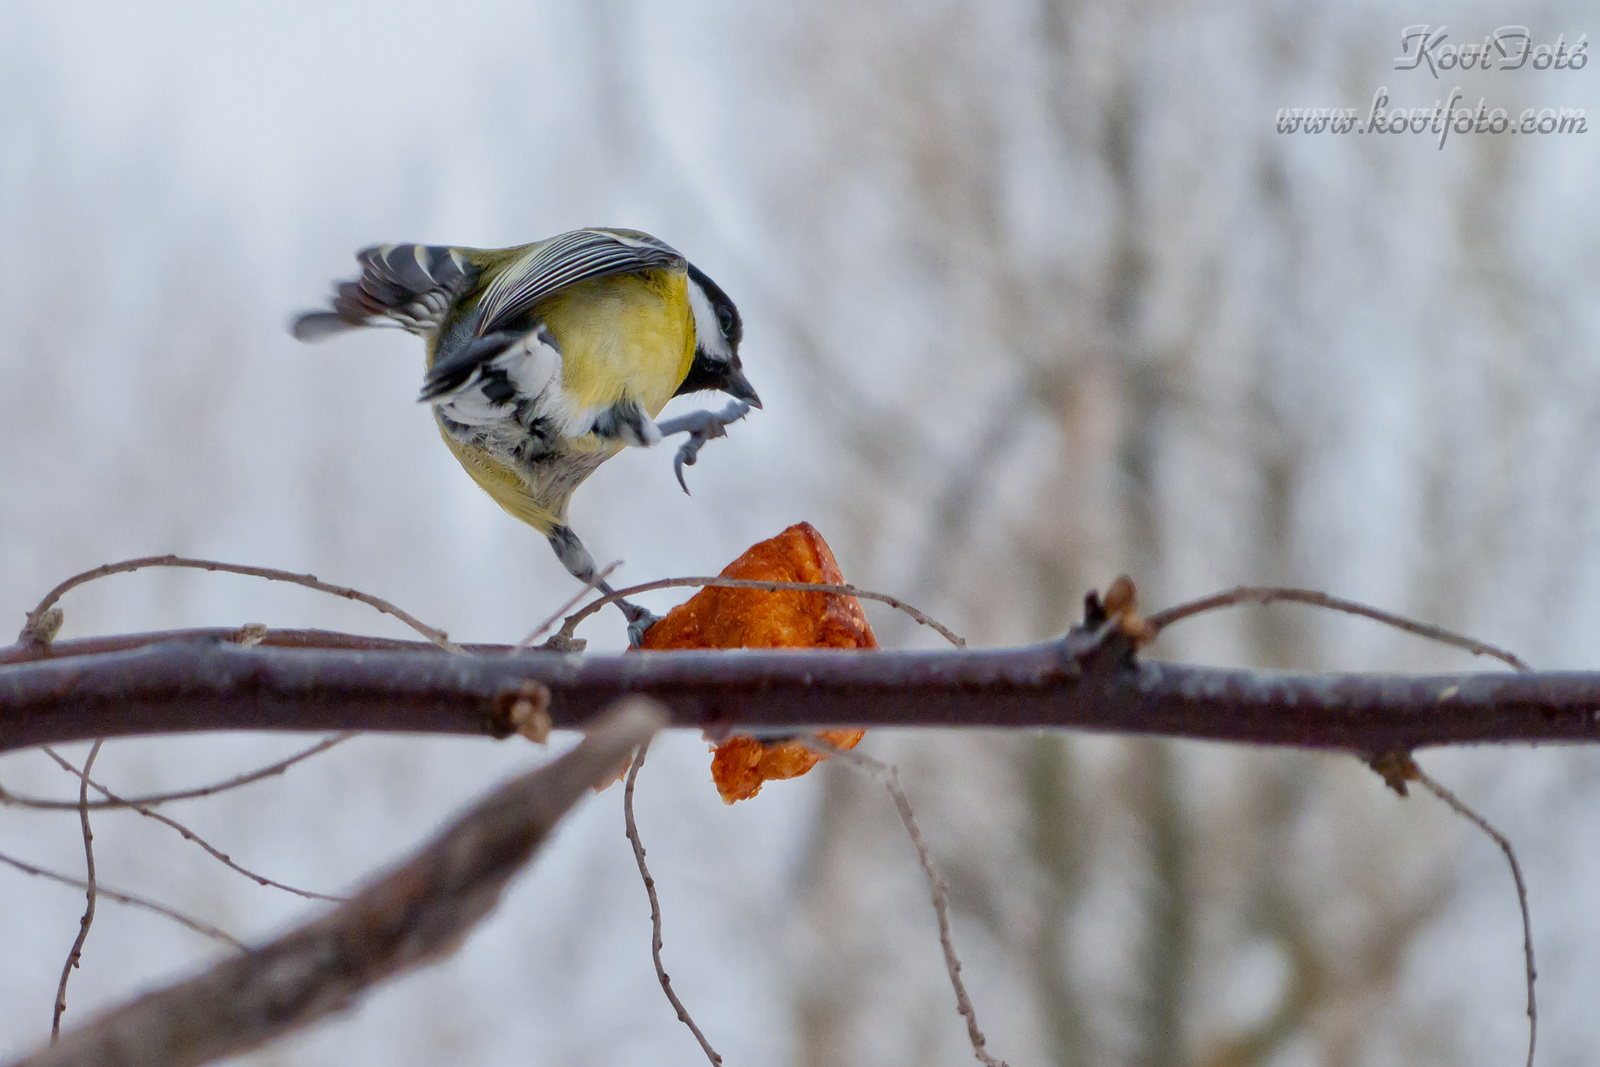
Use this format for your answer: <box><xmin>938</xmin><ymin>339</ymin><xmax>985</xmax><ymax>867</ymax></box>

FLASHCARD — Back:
<box><xmin>705</xmin><ymin>729</ymin><xmax>867</xmax><ymax>804</ymax></box>
<box><xmin>639</xmin><ymin>522</ymin><xmax>880</xmax><ymax>652</ymax></box>
<box><xmin>638</xmin><ymin>522</ymin><xmax>873</xmax><ymax>802</ymax></box>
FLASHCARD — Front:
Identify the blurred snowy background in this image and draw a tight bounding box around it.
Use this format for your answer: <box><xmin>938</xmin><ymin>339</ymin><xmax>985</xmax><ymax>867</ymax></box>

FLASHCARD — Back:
<box><xmin>2</xmin><ymin>1</ymin><xmax>1599</xmax><ymax>1064</ymax></box>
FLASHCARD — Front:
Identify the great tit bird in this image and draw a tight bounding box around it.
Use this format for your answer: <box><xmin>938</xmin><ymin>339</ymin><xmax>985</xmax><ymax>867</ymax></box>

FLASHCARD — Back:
<box><xmin>292</xmin><ymin>227</ymin><xmax>760</xmax><ymax>644</ymax></box>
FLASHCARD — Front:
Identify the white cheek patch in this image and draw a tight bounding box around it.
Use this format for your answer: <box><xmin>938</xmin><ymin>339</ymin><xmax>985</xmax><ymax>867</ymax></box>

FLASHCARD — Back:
<box><xmin>686</xmin><ymin>278</ymin><xmax>731</xmax><ymax>361</ymax></box>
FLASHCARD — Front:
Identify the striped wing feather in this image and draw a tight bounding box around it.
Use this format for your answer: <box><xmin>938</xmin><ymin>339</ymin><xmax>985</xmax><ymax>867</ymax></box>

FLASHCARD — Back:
<box><xmin>471</xmin><ymin>228</ymin><xmax>685</xmax><ymax>337</ymax></box>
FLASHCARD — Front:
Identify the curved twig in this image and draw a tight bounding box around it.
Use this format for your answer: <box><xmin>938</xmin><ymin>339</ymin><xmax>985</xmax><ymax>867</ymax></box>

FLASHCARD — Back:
<box><xmin>808</xmin><ymin>738</ymin><xmax>1007</xmax><ymax>1067</ymax></box>
<box><xmin>515</xmin><ymin>561</ymin><xmax>622</xmax><ymax>649</ymax></box>
<box><xmin>1</xmin><ymin>735</ymin><xmax>356</xmax><ymax>812</ymax></box>
<box><xmin>1414</xmin><ymin>767</ymin><xmax>1536</xmax><ymax>1067</ymax></box>
<box><xmin>38</xmin><ymin>748</ymin><xmax>343</xmax><ymax>903</ymax></box>
<box><xmin>0</xmin><ymin>851</ymin><xmax>243</xmax><ymax>950</ymax></box>
<box><xmin>51</xmin><ymin>740</ymin><xmax>103</xmax><ymax>1040</ymax></box>
<box><xmin>623</xmin><ymin>740</ymin><xmax>722</xmax><ymax>1065</ymax></box>
<box><xmin>1145</xmin><ymin>586</ymin><xmax>1531</xmax><ymax>673</ymax></box>
<box><xmin>16</xmin><ymin>700</ymin><xmax>662</xmax><ymax>1067</ymax></box>
<box><xmin>19</xmin><ymin>556</ymin><xmax>463</xmax><ymax>654</ymax></box>
<box><xmin>556</xmin><ymin>576</ymin><xmax>965</xmax><ymax>647</ymax></box>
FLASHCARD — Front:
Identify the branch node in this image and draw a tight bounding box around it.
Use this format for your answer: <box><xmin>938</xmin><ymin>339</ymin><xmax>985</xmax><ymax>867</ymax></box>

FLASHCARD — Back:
<box><xmin>1366</xmin><ymin>750</ymin><xmax>1420</xmax><ymax>797</ymax></box>
<box><xmin>233</xmin><ymin>624</ymin><xmax>268</xmax><ymax>648</ymax></box>
<box><xmin>21</xmin><ymin>606</ymin><xmax>64</xmax><ymax>648</ymax></box>
<box><xmin>507</xmin><ymin>682</ymin><xmax>554</xmax><ymax>745</ymax></box>
<box><xmin>1058</xmin><ymin>579</ymin><xmax>1147</xmax><ymax>676</ymax></box>
<box><xmin>536</xmin><ymin>633</ymin><xmax>587</xmax><ymax>653</ymax></box>
<box><xmin>1096</xmin><ymin>574</ymin><xmax>1157</xmax><ymax>645</ymax></box>
<box><xmin>487</xmin><ymin>681</ymin><xmax>555</xmax><ymax>742</ymax></box>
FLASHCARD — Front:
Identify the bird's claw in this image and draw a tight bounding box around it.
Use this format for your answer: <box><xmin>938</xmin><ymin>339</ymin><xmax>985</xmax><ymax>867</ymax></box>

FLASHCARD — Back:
<box><xmin>624</xmin><ymin>606</ymin><xmax>663</xmax><ymax>648</ymax></box>
<box><xmin>658</xmin><ymin>400</ymin><xmax>752</xmax><ymax>495</ymax></box>
<box><xmin>672</xmin><ymin>443</ymin><xmax>701</xmax><ymax>494</ymax></box>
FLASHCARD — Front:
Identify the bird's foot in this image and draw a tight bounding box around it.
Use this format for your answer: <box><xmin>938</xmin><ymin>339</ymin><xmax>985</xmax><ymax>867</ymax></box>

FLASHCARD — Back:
<box><xmin>620</xmin><ymin>602</ymin><xmax>663</xmax><ymax>648</ymax></box>
<box><xmin>655</xmin><ymin>399</ymin><xmax>752</xmax><ymax>494</ymax></box>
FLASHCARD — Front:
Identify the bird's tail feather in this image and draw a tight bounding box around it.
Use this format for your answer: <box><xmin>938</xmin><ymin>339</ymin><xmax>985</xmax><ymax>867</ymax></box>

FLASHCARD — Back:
<box><xmin>291</xmin><ymin>244</ymin><xmax>476</xmax><ymax>341</ymax></box>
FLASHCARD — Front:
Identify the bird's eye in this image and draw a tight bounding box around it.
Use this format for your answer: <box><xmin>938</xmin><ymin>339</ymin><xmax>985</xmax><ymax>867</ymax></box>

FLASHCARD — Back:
<box><xmin>716</xmin><ymin>306</ymin><xmax>735</xmax><ymax>336</ymax></box>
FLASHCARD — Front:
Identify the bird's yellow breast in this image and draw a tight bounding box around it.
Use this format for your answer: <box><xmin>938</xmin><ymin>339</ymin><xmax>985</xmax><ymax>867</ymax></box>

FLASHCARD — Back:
<box><xmin>539</xmin><ymin>269</ymin><xmax>696</xmax><ymax>420</ymax></box>
<box><xmin>439</xmin><ymin>430</ymin><xmax>612</xmax><ymax>533</ymax></box>
<box><xmin>433</xmin><ymin>267</ymin><xmax>698</xmax><ymax>534</ymax></box>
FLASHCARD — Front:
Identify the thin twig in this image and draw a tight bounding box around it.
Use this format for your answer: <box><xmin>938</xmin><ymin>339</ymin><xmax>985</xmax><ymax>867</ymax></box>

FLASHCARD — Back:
<box><xmin>1</xmin><ymin>735</ymin><xmax>356</xmax><ymax>812</ymax></box>
<box><xmin>1154</xmin><ymin>584</ymin><xmax>1534</xmax><ymax>1060</ymax></box>
<box><xmin>1413</xmin><ymin>766</ymin><xmax>1536</xmax><ymax>1067</ymax></box>
<box><xmin>1145</xmin><ymin>585</ymin><xmax>1531</xmax><ymax>672</ymax></box>
<box><xmin>515</xmin><ymin>561</ymin><xmax>622</xmax><ymax>649</ymax></box>
<box><xmin>0</xmin><ymin>851</ymin><xmax>244</xmax><ymax>950</ymax></box>
<box><xmin>19</xmin><ymin>700</ymin><xmax>663</xmax><ymax>1067</ymax></box>
<box><xmin>52</xmin><ymin>740</ymin><xmax>103</xmax><ymax>1041</ymax></box>
<box><xmin>808</xmin><ymin>738</ymin><xmax>1007</xmax><ymax>1067</ymax></box>
<box><xmin>38</xmin><ymin>747</ymin><xmax>343</xmax><ymax>903</ymax></box>
<box><xmin>623</xmin><ymin>740</ymin><xmax>723</xmax><ymax>1066</ymax></box>
<box><xmin>19</xmin><ymin>556</ymin><xmax>464</xmax><ymax>654</ymax></box>
<box><xmin>556</xmin><ymin>576</ymin><xmax>965</xmax><ymax>647</ymax></box>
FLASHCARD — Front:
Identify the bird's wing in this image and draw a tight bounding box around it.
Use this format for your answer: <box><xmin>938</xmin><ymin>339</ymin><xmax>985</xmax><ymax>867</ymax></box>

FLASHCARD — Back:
<box><xmin>292</xmin><ymin>244</ymin><xmax>478</xmax><ymax>341</ymax></box>
<box><xmin>471</xmin><ymin>228</ymin><xmax>685</xmax><ymax>337</ymax></box>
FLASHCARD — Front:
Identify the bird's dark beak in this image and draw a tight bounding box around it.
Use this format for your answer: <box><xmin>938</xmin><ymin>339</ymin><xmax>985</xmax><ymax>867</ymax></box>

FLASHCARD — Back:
<box><xmin>722</xmin><ymin>366</ymin><xmax>762</xmax><ymax>409</ymax></box>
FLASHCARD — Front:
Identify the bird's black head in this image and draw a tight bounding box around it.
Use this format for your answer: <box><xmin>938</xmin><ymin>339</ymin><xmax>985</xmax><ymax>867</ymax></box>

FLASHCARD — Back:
<box><xmin>679</xmin><ymin>262</ymin><xmax>760</xmax><ymax>407</ymax></box>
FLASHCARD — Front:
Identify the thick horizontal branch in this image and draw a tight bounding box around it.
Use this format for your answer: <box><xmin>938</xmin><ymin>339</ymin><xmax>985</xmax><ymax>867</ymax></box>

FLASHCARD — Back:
<box><xmin>3</xmin><ymin>627</ymin><xmax>1599</xmax><ymax>754</ymax></box>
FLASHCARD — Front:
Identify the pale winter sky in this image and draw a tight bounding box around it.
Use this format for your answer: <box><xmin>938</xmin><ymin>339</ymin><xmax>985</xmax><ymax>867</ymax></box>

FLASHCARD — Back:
<box><xmin>2</xmin><ymin>3</ymin><xmax>1598</xmax><ymax>1065</ymax></box>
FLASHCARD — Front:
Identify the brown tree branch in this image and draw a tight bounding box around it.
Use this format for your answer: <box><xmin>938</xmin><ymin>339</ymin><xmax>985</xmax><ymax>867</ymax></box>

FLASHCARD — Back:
<box><xmin>1</xmin><ymin>733</ymin><xmax>355</xmax><ymax>812</ymax></box>
<box><xmin>18</xmin><ymin>556</ymin><xmax>464</xmax><ymax>654</ymax></box>
<box><xmin>552</xmin><ymin>576</ymin><xmax>966</xmax><ymax>647</ymax></box>
<box><xmin>515</xmin><ymin>560</ymin><xmax>622</xmax><ymax>648</ymax></box>
<box><xmin>0</xmin><ymin>851</ymin><xmax>244</xmax><ymax>949</ymax></box>
<box><xmin>1413</xmin><ymin>766</ymin><xmax>1537</xmax><ymax>1067</ymax></box>
<box><xmin>37</xmin><ymin>747</ymin><xmax>344</xmax><ymax>903</ymax></box>
<box><xmin>1</xmin><ymin>622</ymin><xmax>1597</xmax><ymax>755</ymax></box>
<box><xmin>623</xmin><ymin>740</ymin><xmax>722</xmax><ymax>1066</ymax></box>
<box><xmin>51</xmin><ymin>740</ymin><xmax>103</xmax><ymax>1040</ymax></box>
<box><xmin>1146</xmin><ymin>585</ymin><xmax>1532</xmax><ymax>672</ymax></box>
<box><xmin>809</xmin><ymin>737</ymin><xmax>1007</xmax><ymax>1067</ymax></box>
<box><xmin>10</xmin><ymin>699</ymin><xmax>665</xmax><ymax>1067</ymax></box>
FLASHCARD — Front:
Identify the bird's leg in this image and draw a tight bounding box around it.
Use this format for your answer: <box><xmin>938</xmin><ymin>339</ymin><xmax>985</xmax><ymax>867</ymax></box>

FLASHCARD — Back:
<box><xmin>654</xmin><ymin>399</ymin><xmax>753</xmax><ymax>494</ymax></box>
<box><xmin>546</xmin><ymin>525</ymin><xmax>661</xmax><ymax>647</ymax></box>
<box><xmin>591</xmin><ymin>396</ymin><xmax>662</xmax><ymax>448</ymax></box>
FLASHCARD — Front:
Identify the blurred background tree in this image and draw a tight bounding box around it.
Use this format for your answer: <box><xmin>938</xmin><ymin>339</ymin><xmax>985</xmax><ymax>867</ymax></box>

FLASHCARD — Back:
<box><xmin>1</xmin><ymin>1</ymin><xmax>1597</xmax><ymax>1065</ymax></box>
